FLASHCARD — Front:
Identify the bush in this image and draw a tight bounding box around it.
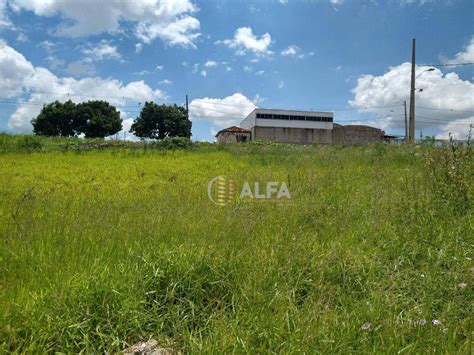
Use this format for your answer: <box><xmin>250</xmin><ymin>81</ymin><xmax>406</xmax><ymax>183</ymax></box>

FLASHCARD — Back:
<box><xmin>15</xmin><ymin>135</ymin><xmax>43</xmax><ymax>151</ymax></box>
<box><xmin>149</xmin><ymin>137</ymin><xmax>192</xmax><ymax>150</ymax></box>
<box><xmin>425</xmin><ymin>135</ymin><xmax>473</xmax><ymax>214</ymax></box>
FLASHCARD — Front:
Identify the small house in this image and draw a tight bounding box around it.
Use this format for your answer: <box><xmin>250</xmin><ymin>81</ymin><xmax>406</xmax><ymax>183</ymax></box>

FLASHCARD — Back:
<box><xmin>215</xmin><ymin>126</ymin><xmax>251</xmax><ymax>143</ymax></box>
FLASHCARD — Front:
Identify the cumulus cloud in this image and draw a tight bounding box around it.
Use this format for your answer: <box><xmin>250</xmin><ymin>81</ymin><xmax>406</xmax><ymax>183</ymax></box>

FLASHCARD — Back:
<box><xmin>82</xmin><ymin>41</ymin><xmax>121</xmax><ymax>62</ymax></box>
<box><xmin>5</xmin><ymin>0</ymin><xmax>200</xmax><ymax>47</ymax></box>
<box><xmin>436</xmin><ymin>117</ymin><xmax>474</xmax><ymax>140</ymax></box>
<box><xmin>217</xmin><ymin>27</ymin><xmax>272</xmax><ymax>56</ymax></box>
<box><xmin>0</xmin><ymin>41</ymin><xmax>166</xmax><ymax>133</ymax></box>
<box><xmin>349</xmin><ymin>62</ymin><xmax>474</xmax><ymax>137</ymax></box>
<box><xmin>441</xmin><ymin>37</ymin><xmax>474</xmax><ymax>65</ymax></box>
<box><xmin>189</xmin><ymin>93</ymin><xmax>257</xmax><ymax>127</ymax></box>
<box><xmin>135</xmin><ymin>15</ymin><xmax>200</xmax><ymax>47</ymax></box>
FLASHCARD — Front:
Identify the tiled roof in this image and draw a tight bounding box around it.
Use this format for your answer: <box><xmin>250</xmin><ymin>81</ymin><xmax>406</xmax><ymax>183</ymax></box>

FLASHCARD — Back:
<box><xmin>216</xmin><ymin>126</ymin><xmax>251</xmax><ymax>136</ymax></box>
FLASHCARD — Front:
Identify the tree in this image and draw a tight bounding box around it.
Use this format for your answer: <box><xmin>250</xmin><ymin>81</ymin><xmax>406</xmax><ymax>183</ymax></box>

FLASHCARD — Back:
<box><xmin>130</xmin><ymin>102</ymin><xmax>192</xmax><ymax>140</ymax></box>
<box><xmin>31</xmin><ymin>100</ymin><xmax>77</xmax><ymax>137</ymax></box>
<box><xmin>75</xmin><ymin>101</ymin><xmax>122</xmax><ymax>138</ymax></box>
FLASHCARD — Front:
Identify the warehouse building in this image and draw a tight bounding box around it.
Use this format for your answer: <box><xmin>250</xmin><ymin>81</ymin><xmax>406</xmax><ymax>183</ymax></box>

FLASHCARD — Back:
<box><xmin>240</xmin><ymin>108</ymin><xmax>334</xmax><ymax>144</ymax></box>
<box><xmin>215</xmin><ymin>108</ymin><xmax>385</xmax><ymax>145</ymax></box>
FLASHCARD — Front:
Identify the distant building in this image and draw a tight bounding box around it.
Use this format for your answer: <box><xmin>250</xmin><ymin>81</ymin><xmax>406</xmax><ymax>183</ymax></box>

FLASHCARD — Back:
<box><xmin>215</xmin><ymin>126</ymin><xmax>251</xmax><ymax>144</ymax></box>
<box><xmin>214</xmin><ymin>108</ymin><xmax>384</xmax><ymax>145</ymax></box>
<box><xmin>240</xmin><ymin>108</ymin><xmax>334</xmax><ymax>144</ymax></box>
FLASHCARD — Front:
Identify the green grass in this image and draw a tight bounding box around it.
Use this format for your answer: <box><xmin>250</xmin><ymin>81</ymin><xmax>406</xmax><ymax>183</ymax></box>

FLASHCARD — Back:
<box><xmin>0</xmin><ymin>135</ymin><xmax>472</xmax><ymax>353</ymax></box>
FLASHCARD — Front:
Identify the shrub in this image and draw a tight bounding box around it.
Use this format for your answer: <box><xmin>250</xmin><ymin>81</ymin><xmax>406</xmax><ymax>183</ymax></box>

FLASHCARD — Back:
<box><xmin>425</xmin><ymin>134</ymin><xmax>473</xmax><ymax>214</ymax></box>
<box><xmin>16</xmin><ymin>135</ymin><xmax>43</xmax><ymax>151</ymax></box>
<box><xmin>150</xmin><ymin>137</ymin><xmax>192</xmax><ymax>150</ymax></box>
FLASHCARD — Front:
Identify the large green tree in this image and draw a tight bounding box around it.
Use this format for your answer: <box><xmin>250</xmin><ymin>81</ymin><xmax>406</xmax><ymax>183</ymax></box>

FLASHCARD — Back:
<box><xmin>75</xmin><ymin>101</ymin><xmax>122</xmax><ymax>138</ymax></box>
<box><xmin>31</xmin><ymin>100</ymin><xmax>77</xmax><ymax>137</ymax></box>
<box><xmin>32</xmin><ymin>100</ymin><xmax>122</xmax><ymax>138</ymax></box>
<box><xmin>130</xmin><ymin>102</ymin><xmax>192</xmax><ymax>140</ymax></box>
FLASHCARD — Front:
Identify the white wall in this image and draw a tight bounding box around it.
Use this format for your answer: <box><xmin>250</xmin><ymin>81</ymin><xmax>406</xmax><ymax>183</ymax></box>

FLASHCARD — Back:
<box><xmin>256</xmin><ymin>119</ymin><xmax>333</xmax><ymax>130</ymax></box>
<box><xmin>240</xmin><ymin>109</ymin><xmax>256</xmax><ymax>130</ymax></box>
<box><xmin>240</xmin><ymin>109</ymin><xmax>333</xmax><ymax>130</ymax></box>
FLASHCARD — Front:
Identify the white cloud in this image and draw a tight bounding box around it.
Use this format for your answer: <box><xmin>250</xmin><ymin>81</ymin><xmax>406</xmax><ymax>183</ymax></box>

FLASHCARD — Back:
<box><xmin>330</xmin><ymin>0</ymin><xmax>343</xmax><ymax>6</ymax></box>
<box><xmin>6</xmin><ymin>0</ymin><xmax>200</xmax><ymax>47</ymax></box>
<box><xmin>281</xmin><ymin>45</ymin><xmax>299</xmax><ymax>56</ymax></box>
<box><xmin>281</xmin><ymin>45</ymin><xmax>313</xmax><ymax>59</ymax></box>
<box><xmin>82</xmin><ymin>41</ymin><xmax>121</xmax><ymax>62</ymax></box>
<box><xmin>16</xmin><ymin>32</ymin><xmax>28</xmax><ymax>42</ymax></box>
<box><xmin>0</xmin><ymin>39</ymin><xmax>35</xmax><ymax>98</ymax></box>
<box><xmin>135</xmin><ymin>43</ymin><xmax>143</xmax><ymax>54</ymax></box>
<box><xmin>45</xmin><ymin>55</ymin><xmax>65</xmax><ymax>70</ymax></box>
<box><xmin>155</xmin><ymin>65</ymin><xmax>164</xmax><ymax>71</ymax></box>
<box><xmin>349</xmin><ymin>62</ymin><xmax>474</xmax><ymax>134</ymax></box>
<box><xmin>0</xmin><ymin>0</ymin><xmax>12</xmax><ymax>28</ymax></box>
<box><xmin>200</xmin><ymin>70</ymin><xmax>207</xmax><ymax>77</ymax></box>
<box><xmin>255</xmin><ymin>70</ymin><xmax>264</xmax><ymax>76</ymax></box>
<box><xmin>189</xmin><ymin>93</ymin><xmax>257</xmax><ymax>127</ymax></box>
<box><xmin>436</xmin><ymin>117</ymin><xmax>474</xmax><ymax>140</ymax></box>
<box><xmin>204</xmin><ymin>60</ymin><xmax>218</xmax><ymax>67</ymax></box>
<box><xmin>66</xmin><ymin>60</ymin><xmax>95</xmax><ymax>76</ymax></box>
<box><xmin>38</xmin><ymin>40</ymin><xmax>58</xmax><ymax>53</ymax></box>
<box><xmin>135</xmin><ymin>16</ymin><xmax>200</xmax><ymax>47</ymax></box>
<box><xmin>217</xmin><ymin>27</ymin><xmax>272</xmax><ymax>56</ymax></box>
<box><xmin>243</xmin><ymin>65</ymin><xmax>252</xmax><ymax>73</ymax></box>
<box><xmin>159</xmin><ymin>79</ymin><xmax>172</xmax><ymax>85</ymax></box>
<box><xmin>0</xmin><ymin>40</ymin><xmax>166</xmax><ymax>133</ymax></box>
<box><xmin>441</xmin><ymin>37</ymin><xmax>474</xmax><ymax>65</ymax></box>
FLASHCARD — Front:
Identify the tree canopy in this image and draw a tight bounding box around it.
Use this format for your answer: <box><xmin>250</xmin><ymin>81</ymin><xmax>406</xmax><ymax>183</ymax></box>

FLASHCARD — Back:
<box><xmin>75</xmin><ymin>101</ymin><xmax>122</xmax><ymax>138</ymax></box>
<box><xmin>130</xmin><ymin>102</ymin><xmax>191</xmax><ymax>140</ymax></box>
<box><xmin>31</xmin><ymin>100</ymin><xmax>122</xmax><ymax>138</ymax></box>
<box><xmin>31</xmin><ymin>100</ymin><xmax>77</xmax><ymax>137</ymax></box>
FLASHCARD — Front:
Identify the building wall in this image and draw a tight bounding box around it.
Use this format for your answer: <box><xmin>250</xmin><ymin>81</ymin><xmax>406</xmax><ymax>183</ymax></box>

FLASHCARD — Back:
<box><xmin>253</xmin><ymin>126</ymin><xmax>332</xmax><ymax>144</ymax></box>
<box><xmin>332</xmin><ymin>125</ymin><xmax>384</xmax><ymax>146</ymax></box>
<box><xmin>216</xmin><ymin>132</ymin><xmax>251</xmax><ymax>144</ymax></box>
<box><xmin>240</xmin><ymin>111</ymin><xmax>256</xmax><ymax>130</ymax></box>
<box><xmin>255</xmin><ymin>118</ymin><xmax>333</xmax><ymax>130</ymax></box>
<box><xmin>241</xmin><ymin>109</ymin><xmax>333</xmax><ymax>130</ymax></box>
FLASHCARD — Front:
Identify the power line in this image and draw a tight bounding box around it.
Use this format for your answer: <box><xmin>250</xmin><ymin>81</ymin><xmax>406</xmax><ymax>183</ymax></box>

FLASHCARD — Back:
<box><xmin>418</xmin><ymin>62</ymin><xmax>474</xmax><ymax>67</ymax></box>
<box><xmin>0</xmin><ymin>99</ymin><xmax>472</xmax><ymax>125</ymax></box>
<box><xmin>416</xmin><ymin>106</ymin><xmax>474</xmax><ymax>114</ymax></box>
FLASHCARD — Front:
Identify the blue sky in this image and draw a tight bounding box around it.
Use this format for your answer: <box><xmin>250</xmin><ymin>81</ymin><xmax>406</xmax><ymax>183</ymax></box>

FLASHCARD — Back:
<box><xmin>0</xmin><ymin>0</ymin><xmax>473</xmax><ymax>141</ymax></box>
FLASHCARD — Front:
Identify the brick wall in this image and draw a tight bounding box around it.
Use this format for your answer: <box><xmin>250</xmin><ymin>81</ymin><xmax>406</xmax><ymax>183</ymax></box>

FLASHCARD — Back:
<box><xmin>332</xmin><ymin>125</ymin><xmax>384</xmax><ymax>146</ymax></box>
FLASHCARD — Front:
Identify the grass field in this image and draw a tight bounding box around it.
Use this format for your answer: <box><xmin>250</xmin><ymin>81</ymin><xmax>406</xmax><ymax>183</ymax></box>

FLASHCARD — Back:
<box><xmin>0</xmin><ymin>135</ymin><xmax>472</xmax><ymax>353</ymax></box>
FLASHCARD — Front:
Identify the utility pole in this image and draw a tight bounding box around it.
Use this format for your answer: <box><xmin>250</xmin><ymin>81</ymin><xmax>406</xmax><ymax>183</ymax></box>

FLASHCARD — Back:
<box><xmin>185</xmin><ymin>94</ymin><xmax>190</xmax><ymax>139</ymax></box>
<box><xmin>408</xmin><ymin>38</ymin><xmax>416</xmax><ymax>143</ymax></box>
<box><xmin>404</xmin><ymin>100</ymin><xmax>408</xmax><ymax>143</ymax></box>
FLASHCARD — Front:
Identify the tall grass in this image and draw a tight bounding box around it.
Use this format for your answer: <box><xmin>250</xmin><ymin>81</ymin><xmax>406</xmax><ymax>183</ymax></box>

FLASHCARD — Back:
<box><xmin>0</xmin><ymin>137</ymin><xmax>472</xmax><ymax>353</ymax></box>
